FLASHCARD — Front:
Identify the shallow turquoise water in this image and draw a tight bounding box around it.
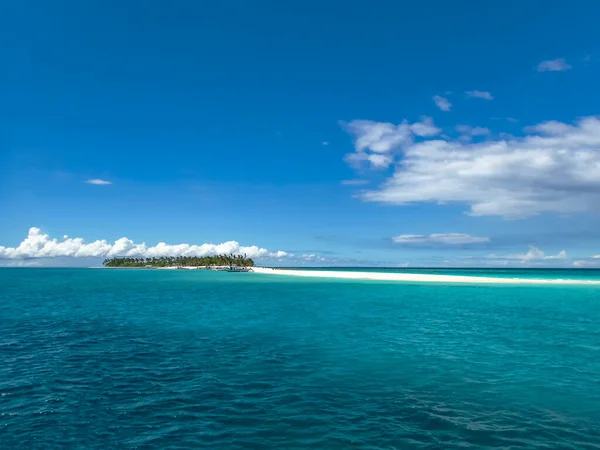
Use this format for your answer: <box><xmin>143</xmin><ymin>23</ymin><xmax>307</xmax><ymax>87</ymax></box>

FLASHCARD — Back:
<box><xmin>1</xmin><ymin>268</ymin><xmax>600</xmax><ymax>449</ymax></box>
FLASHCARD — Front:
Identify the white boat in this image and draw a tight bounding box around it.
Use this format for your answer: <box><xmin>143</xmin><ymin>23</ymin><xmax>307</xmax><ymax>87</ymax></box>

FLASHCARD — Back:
<box><xmin>226</xmin><ymin>265</ymin><xmax>251</xmax><ymax>272</ymax></box>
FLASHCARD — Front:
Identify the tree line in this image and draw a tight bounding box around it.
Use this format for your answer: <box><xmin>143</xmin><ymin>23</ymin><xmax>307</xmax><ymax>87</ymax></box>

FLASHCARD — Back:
<box><xmin>103</xmin><ymin>254</ymin><xmax>255</xmax><ymax>268</ymax></box>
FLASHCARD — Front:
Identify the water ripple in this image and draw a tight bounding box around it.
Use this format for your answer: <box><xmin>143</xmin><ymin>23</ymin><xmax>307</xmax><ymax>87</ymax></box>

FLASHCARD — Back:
<box><xmin>1</xmin><ymin>269</ymin><xmax>600</xmax><ymax>448</ymax></box>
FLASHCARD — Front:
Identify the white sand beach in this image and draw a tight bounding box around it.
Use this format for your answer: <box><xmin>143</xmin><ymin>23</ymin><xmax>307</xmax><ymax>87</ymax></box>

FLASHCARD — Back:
<box><xmin>251</xmin><ymin>267</ymin><xmax>600</xmax><ymax>286</ymax></box>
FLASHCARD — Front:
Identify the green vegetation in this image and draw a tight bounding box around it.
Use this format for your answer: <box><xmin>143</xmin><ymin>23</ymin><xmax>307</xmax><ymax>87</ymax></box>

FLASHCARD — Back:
<box><xmin>103</xmin><ymin>254</ymin><xmax>255</xmax><ymax>268</ymax></box>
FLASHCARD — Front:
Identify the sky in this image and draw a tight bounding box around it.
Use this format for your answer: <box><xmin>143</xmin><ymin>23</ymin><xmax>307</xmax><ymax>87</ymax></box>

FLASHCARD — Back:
<box><xmin>2</xmin><ymin>0</ymin><xmax>600</xmax><ymax>267</ymax></box>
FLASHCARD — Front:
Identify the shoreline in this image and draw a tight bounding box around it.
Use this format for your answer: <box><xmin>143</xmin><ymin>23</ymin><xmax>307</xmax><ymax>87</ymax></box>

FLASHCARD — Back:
<box><xmin>99</xmin><ymin>265</ymin><xmax>233</xmax><ymax>270</ymax></box>
<box><xmin>251</xmin><ymin>267</ymin><xmax>600</xmax><ymax>286</ymax></box>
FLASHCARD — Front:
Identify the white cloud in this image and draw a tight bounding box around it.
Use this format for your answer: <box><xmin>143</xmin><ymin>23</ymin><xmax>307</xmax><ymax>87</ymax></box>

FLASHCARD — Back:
<box><xmin>455</xmin><ymin>125</ymin><xmax>491</xmax><ymax>140</ymax></box>
<box><xmin>342</xmin><ymin>117</ymin><xmax>441</xmax><ymax>170</ymax></box>
<box><xmin>86</xmin><ymin>179</ymin><xmax>112</xmax><ymax>185</ymax></box>
<box><xmin>322</xmin><ymin>141</ymin><xmax>329</xmax><ymax>146</ymax></box>
<box><xmin>573</xmin><ymin>260</ymin><xmax>598</xmax><ymax>268</ymax></box>
<box><xmin>268</xmin><ymin>252</ymin><xmax>387</xmax><ymax>267</ymax></box>
<box><xmin>523</xmin><ymin>120</ymin><xmax>574</xmax><ymax>135</ymax></box>
<box><xmin>393</xmin><ymin>233</ymin><xmax>490</xmax><ymax>245</ymax></box>
<box><xmin>0</xmin><ymin>228</ymin><xmax>289</xmax><ymax>261</ymax></box>
<box><xmin>489</xmin><ymin>246</ymin><xmax>567</xmax><ymax>263</ymax></box>
<box><xmin>410</xmin><ymin>117</ymin><xmax>442</xmax><ymax>137</ymax></box>
<box><xmin>543</xmin><ymin>250</ymin><xmax>568</xmax><ymax>260</ymax></box>
<box><xmin>341</xmin><ymin>179</ymin><xmax>369</xmax><ymax>186</ymax></box>
<box><xmin>343</xmin><ymin>120</ymin><xmax>411</xmax><ymax>154</ymax></box>
<box><xmin>344</xmin><ymin>115</ymin><xmax>600</xmax><ymax>218</ymax></box>
<box><xmin>364</xmin><ymin>153</ymin><xmax>393</xmax><ymax>169</ymax></box>
<box><xmin>593</xmin><ymin>255</ymin><xmax>600</xmax><ymax>259</ymax></box>
<box><xmin>433</xmin><ymin>95</ymin><xmax>451</xmax><ymax>112</ymax></box>
<box><xmin>300</xmin><ymin>253</ymin><xmax>326</xmax><ymax>262</ymax></box>
<box><xmin>466</xmin><ymin>90</ymin><xmax>494</xmax><ymax>100</ymax></box>
<box><xmin>537</xmin><ymin>58</ymin><xmax>571</xmax><ymax>72</ymax></box>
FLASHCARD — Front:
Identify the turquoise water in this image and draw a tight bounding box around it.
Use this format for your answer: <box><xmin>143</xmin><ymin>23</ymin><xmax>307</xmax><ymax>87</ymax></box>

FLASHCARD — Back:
<box><xmin>1</xmin><ymin>268</ymin><xmax>600</xmax><ymax>449</ymax></box>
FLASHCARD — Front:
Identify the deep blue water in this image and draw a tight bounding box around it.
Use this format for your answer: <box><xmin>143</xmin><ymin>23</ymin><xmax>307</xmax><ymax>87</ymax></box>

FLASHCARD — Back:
<box><xmin>1</xmin><ymin>268</ymin><xmax>600</xmax><ymax>449</ymax></box>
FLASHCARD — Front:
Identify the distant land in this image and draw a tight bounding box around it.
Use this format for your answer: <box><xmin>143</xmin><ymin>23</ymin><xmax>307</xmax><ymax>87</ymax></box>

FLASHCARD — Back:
<box><xmin>103</xmin><ymin>255</ymin><xmax>254</xmax><ymax>268</ymax></box>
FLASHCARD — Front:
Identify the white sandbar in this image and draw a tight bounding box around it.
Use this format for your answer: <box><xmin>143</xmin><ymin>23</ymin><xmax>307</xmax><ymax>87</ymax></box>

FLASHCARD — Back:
<box><xmin>251</xmin><ymin>267</ymin><xmax>600</xmax><ymax>286</ymax></box>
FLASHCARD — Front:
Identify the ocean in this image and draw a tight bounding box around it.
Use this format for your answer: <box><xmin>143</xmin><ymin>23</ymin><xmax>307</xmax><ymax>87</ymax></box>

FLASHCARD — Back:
<box><xmin>1</xmin><ymin>268</ymin><xmax>600</xmax><ymax>449</ymax></box>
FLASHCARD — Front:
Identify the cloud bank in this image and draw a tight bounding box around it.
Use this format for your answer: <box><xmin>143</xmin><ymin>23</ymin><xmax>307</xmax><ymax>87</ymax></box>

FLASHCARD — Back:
<box><xmin>343</xmin><ymin>115</ymin><xmax>600</xmax><ymax>218</ymax></box>
<box><xmin>573</xmin><ymin>260</ymin><xmax>598</xmax><ymax>268</ymax></box>
<box><xmin>0</xmin><ymin>228</ymin><xmax>288</xmax><ymax>261</ymax></box>
<box><xmin>393</xmin><ymin>233</ymin><xmax>490</xmax><ymax>245</ymax></box>
<box><xmin>489</xmin><ymin>246</ymin><xmax>567</xmax><ymax>263</ymax></box>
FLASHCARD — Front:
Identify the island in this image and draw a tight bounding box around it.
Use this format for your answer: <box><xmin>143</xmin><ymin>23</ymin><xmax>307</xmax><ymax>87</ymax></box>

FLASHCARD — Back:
<box><xmin>103</xmin><ymin>254</ymin><xmax>255</xmax><ymax>270</ymax></box>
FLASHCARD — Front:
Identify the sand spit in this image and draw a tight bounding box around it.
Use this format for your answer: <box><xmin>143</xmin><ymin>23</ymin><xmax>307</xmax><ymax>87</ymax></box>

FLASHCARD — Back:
<box><xmin>252</xmin><ymin>267</ymin><xmax>600</xmax><ymax>286</ymax></box>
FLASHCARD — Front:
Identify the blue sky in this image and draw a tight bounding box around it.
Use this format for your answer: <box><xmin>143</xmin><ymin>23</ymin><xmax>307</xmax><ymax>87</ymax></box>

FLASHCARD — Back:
<box><xmin>2</xmin><ymin>1</ymin><xmax>600</xmax><ymax>267</ymax></box>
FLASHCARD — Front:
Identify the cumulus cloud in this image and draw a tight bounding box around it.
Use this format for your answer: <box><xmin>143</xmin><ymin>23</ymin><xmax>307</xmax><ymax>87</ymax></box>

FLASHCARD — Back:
<box><xmin>489</xmin><ymin>246</ymin><xmax>567</xmax><ymax>263</ymax></box>
<box><xmin>344</xmin><ymin>115</ymin><xmax>600</xmax><ymax>218</ymax></box>
<box><xmin>0</xmin><ymin>228</ymin><xmax>289</xmax><ymax>261</ymax></box>
<box><xmin>523</xmin><ymin>120</ymin><xmax>574</xmax><ymax>135</ymax></box>
<box><xmin>537</xmin><ymin>58</ymin><xmax>571</xmax><ymax>72</ymax></box>
<box><xmin>466</xmin><ymin>90</ymin><xmax>494</xmax><ymax>100</ymax></box>
<box><xmin>393</xmin><ymin>233</ymin><xmax>490</xmax><ymax>245</ymax></box>
<box><xmin>433</xmin><ymin>95</ymin><xmax>451</xmax><ymax>112</ymax></box>
<box><xmin>85</xmin><ymin>179</ymin><xmax>112</xmax><ymax>185</ymax></box>
<box><xmin>342</xmin><ymin>117</ymin><xmax>441</xmax><ymax>170</ymax></box>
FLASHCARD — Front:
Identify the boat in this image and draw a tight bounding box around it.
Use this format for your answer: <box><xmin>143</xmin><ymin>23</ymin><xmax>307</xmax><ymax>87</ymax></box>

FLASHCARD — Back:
<box><xmin>226</xmin><ymin>265</ymin><xmax>251</xmax><ymax>272</ymax></box>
